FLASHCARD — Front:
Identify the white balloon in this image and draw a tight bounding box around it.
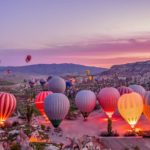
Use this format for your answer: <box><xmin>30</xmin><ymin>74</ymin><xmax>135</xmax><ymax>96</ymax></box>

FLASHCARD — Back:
<box><xmin>129</xmin><ymin>84</ymin><xmax>146</xmax><ymax>98</ymax></box>
<box><xmin>48</xmin><ymin>76</ymin><xmax>66</xmax><ymax>93</ymax></box>
<box><xmin>75</xmin><ymin>90</ymin><xmax>96</xmax><ymax>118</ymax></box>
<box><xmin>44</xmin><ymin>93</ymin><xmax>70</xmax><ymax>127</ymax></box>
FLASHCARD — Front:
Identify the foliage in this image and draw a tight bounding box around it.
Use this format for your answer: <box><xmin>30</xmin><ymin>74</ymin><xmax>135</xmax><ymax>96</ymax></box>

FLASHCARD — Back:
<box><xmin>31</xmin><ymin>143</ymin><xmax>46</xmax><ymax>150</ymax></box>
<box><xmin>10</xmin><ymin>143</ymin><xmax>21</xmax><ymax>150</ymax></box>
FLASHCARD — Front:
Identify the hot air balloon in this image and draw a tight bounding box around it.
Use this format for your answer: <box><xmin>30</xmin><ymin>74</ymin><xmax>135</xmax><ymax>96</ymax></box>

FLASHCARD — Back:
<box><xmin>97</xmin><ymin>87</ymin><xmax>120</xmax><ymax>118</ymax></box>
<box><xmin>0</xmin><ymin>92</ymin><xmax>16</xmax><ymax>126</ymax></box>
<box><xmin>48</xmin><ymin>76</ymin><xmax>66</xmax><ymax>93</ymax></box>
<box><xmin>118</xmin><ymin>92</ymin><xmax>143</xmax><ymax>129</ymax></box>
<box><xmin>118</xmin><ymin>86</ymin><xmax>133</xmax><ymax>96</ymax></box>
<box><xmin>75</xmin><ymin>90</ymin><xmax>96</xmax><ymax>119</ymax></box>
<box><xmin>35</xmin><ymin>91</ymin><xmax>53</xmax><ymax>120</ymax></box>
<box><xmin>44</xmin><ymin>93</ymin><xmax>70</xmax><ymax>128</ymax></box>
<box><xmin>29</xmin><ymin>80</ymin><xmax>35</xmax><ymax>88</ymax></box>
<box><xmin>25</xmin><ymin>55</ymin><xmax>32</xmax><ymax>63</ymax></box>
<box><xmin>85</xmin><ymin>70</ymin><xmax>90</xmax><ymax>76</ymax></box>
<box><xmin>143</xmin><ymin>91</ymin><xmax>150</xmax><ymax>121</ymax></box>
<box><xmin>40</xmin><ymin>79</ymin><xmax>46</xmax><ymax>86</ymax></box>
<box><xmin>129</xmin><ymin>84</ymin><xmax>146</xmax><ymax>98</ymax></box>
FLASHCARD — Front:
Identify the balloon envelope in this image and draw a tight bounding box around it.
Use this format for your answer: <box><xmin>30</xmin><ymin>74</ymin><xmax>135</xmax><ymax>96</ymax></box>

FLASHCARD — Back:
<box><xmin>98</xmin><ymin>87</ymin><xmax>120</xmax><ymax>118</ymax></box>
<box><xmin>143</xmin><ymin>91</ymin><xmax>150</xmax><ymax>121</ymax></box>
<box><xmin>48</xmin><ymin>76</ymin><xmax>66</xmax><ymax>93</ymax></box>
<box><xmin>35</xmin><ymin>91</ymin><xmax>53</xmax><ymax>118</ymax></box>
<box><xmin>118</xmin><ymin>92</ymin><xmax>143</xmax><ymax>128</ymax></box>
<box><xmin>75</xmin><ymin>90</ymin><xmax>96</xmax><ymax>118</ymax></box>
<box><xmin>40</xmin><ymin>79</ymin><xmax>46</xmax><ymax>86</ymax></box>
<box><xmin>129</xmin><ymin>84</ymin><xmax>146</xmax><ymax>98</ymax></box>
<box><xmin>0</xmin><ymin>92</ymin><xmax>16</xmax><ymax>125</ymax></box>
<box><xmin>118</xmin><ymin>86</ymin><xmax>133</xmax><ymax>96</ymax></box>
<box><xmin>25</xmin><ymin>55</ymin><xmax>32</xmax><ymax>63</ymax></box>
<box><xmin>44</xmin><ymin>93</ymin><xmax>70</xmax><ymax>128</ymax></box>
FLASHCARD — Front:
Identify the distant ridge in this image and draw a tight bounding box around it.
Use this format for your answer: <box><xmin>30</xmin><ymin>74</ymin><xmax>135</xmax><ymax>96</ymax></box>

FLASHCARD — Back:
<box><xmin>0</xmin><ymin>63</ymin><xmax>107</xmax><ymax>76</ymax></box>
<box><xmin>101</xmin><ymin>60</ymin><xmax>150</xmax><ymax>76</ymax></box>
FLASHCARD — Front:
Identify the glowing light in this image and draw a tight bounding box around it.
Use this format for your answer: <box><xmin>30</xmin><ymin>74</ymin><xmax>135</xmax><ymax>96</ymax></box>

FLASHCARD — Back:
<box><xmin>118</xmin><ymin>92</ymin><xmax>143</xmax><ymax>129</ymax></box>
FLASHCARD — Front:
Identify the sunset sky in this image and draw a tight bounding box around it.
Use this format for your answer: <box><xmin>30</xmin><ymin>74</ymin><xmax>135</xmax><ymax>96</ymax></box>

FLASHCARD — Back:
<box><xmin>0</xmin><ymin>0</ymin><xmax>150</xmax><ymax>68</ymax></box>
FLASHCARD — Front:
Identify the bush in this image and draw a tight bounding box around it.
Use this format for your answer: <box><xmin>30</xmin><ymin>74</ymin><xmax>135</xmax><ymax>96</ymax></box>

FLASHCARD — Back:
<box><xmin>100</xmin><ymin>130</ymin><xmax>119</xmax><ymax>137</ymax></box>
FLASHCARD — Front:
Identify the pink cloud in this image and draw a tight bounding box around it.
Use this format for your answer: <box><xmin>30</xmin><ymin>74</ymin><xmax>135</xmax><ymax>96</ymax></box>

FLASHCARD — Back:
<box><xmin>0</xmin><ymin>36</ymin><xmax>150</xmax><ymax>68</ymax></box>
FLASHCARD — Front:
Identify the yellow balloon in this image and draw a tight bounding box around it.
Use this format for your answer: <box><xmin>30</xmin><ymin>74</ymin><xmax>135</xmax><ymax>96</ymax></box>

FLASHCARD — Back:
<box><xmin>85</xmin><ymin>70</ymin><xmax>90</xmax><ymax>76</ymax></box>
<box><xmin>88</xmin><ymin>75</ymin><xmax>93</xmax><ymax>81</ymax></box>
<box><xmin>118</xmin><ymin>92</ymin><xmax>143</xmax><ymax>128</ymax></box>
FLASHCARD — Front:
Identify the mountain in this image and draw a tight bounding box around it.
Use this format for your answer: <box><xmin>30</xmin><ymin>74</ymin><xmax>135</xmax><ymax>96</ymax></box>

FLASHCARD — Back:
<box><xmin>0</xmin><ymin>63</ymin><xmax>107</xmax><ymax>76</ymax></box>
<box><xmin>101</xmin><ymin>60</ymin><xmax>150</xmax><ymax>76</ymax></box>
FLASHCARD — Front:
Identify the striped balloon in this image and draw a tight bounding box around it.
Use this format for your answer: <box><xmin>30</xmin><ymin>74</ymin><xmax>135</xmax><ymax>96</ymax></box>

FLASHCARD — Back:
<box><xmin>98</xmin><ymin>87</ymin><xmax>120</xmax><ymax>118</ymax></box>
<box><xmin>143</xmin><ymin>91</ymin><xmax>150</xmax><ymax>121</ymax></box>
<box><xmin>0</xmin><ymin>92</ymin><xmax>16</xmax><ymax>125</ymax></box>
<box><xmin>75</xmin><ymin>90</ymin><xmax>96</xmax><ymax>119</ymax></box>
<box><xmin>118</xmin><ymin>92</ymin><xmax>143</xmax><ymax>128</ymax></box>
<box><xmin>44</xmin><ymin>93</ymin><xmax>70</xmax><ymax>128</ymax></box>
<box><xmin>35</xmin><ymin>91</ymin><xmax>53</xmax><ymax>118</ymax></box>
<box><xmin>118</xmin><ymin>86</ymin><xmax>133</xmax><ymax>96</ymax></box>
<box><xmin>129</xmin><ymin>84</ymin><xmax>146</xmax><ymax>98</ymax></box>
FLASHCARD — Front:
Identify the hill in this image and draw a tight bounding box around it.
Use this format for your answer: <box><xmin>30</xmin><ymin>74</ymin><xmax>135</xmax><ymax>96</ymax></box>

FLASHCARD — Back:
<box><xmin>0</xmin><ymin>63</ymin><xmax>106</xmax><ymax>76</ymax></box>
<box><xmin>101</xmin><ymin>60</ymin><xmax>150</xmax><ymax>76</ymax></box>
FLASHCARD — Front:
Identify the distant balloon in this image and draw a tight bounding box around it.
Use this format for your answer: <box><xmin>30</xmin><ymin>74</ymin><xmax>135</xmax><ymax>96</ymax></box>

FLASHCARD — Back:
<box><xmin>118</xmin><ymin>92</ymin><xmax>143</xmax><ymax>129</ymax></box>
<box><xmin>44</xmin><ymin>93</ymin><xmax>70</xmax><ymax>128</ymax></box>
<box><xmin>25</xmin><ymin>55</ymin><xmax>32</xmax><ymax>63</ymax></box>
<box><xmin>29</xmin><ymin>80</ymin><xmax>35</xmax><ymax>88</ymax></box>
<box><xmin>118</xmin><ymin>86</ymin><xmax>133</xmax><ymax>96</ymax></box>
<box><xmin>98</xmin><ymin>87</ymin><xmax>120</xmax><ymax>118</ymax></box>
<box><xmin>47</xmin><ymin>76</ymin><xmax>52</xmax><ymax>82</ymax></box>
<box><xmin>66</xmin><ymin>80</ymin><xmax>72</xmax><ymax>88</ymax></box>
<box><xmin>0</xmin><ymin>92</ymin><xmax>16</xmax><ymax>125</ymax></box>
<box><xmin>75</xmin><ymin>90</ymin><xmax>96</xmax><ymax>119</ymax></box>
<box><xmin>35</xmin><ymin>91</ymin><xmax>53</xmax><ymax>119</ymax></box>
<box><xmin>48</xmin><ymin>76</ymin><xmax>66</xmax><ymax>93</ymax></box>
<box><xmin>85</xmin><ymin>70</ymin><xmax>90</xmax><ymax>76</ymax></box>
<box><xmin>40</xmin><ymin>79</ymin><xmax>46</xmax><ymax>86</ymax></box>
<box><xmin>129</xmin><ymin>84</ymin><xmax>146</xmax><ymax>98</ymax></box>
<box><xmin>143</xmin><ymin>91</ymin><xmax>150</xmax><ymax>121</ymax></box>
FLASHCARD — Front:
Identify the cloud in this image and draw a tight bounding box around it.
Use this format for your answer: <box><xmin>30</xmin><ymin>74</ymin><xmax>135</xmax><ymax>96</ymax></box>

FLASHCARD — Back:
<box><xmin>0</xmin><ymin>35</ymin><xmax>150</xmax><ymax>67</ymax></box>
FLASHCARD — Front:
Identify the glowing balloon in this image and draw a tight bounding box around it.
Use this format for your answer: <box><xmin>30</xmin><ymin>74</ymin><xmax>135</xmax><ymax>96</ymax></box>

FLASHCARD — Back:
<box><xmin>129</xmin><ymin>84</ymin><xmax>146</xmax><ymax>98</ymax></box>
<box><xmin>35</xmin><ymin>91</ymin><xmax>53</xmax><ymax>119</ymax></box>
<box><xmin>143</xmin><ymin>91</ymin><xmax>150</xmax><ymax>121</ymax></box>
<box><xmin>118</xmin><ymin>92</ymin><xmax>143</xmax><ymax>128</ymax></box>
<box><xmin>44</xmin><ymin>93</ymin><xmax>70</xmax><ymax>128</ymax></box>
<box><xmin>0</xmin><ymin>92</ymin><xmax>16</xmax><ymax>125</ymax></box>
<box><xmin>118</xmin><ymin>86</ymin><xmax>133</xmax><ymax>96</ymax></box>
<box><xmin>25</xmin><ymin>55</ymin><xmax>32</xmax><ymax>63</ymax></box>
<box><xmin>98</xmin><ymin>87</ymin><xmax>120</xmax><ymax>118</ymax></box>
<box><xmin>48</xmin><ymin>76</ymin><xmax>66</xmax><ymax>93</ymax></box>
<box><xmin>88</xmin><ymin>75</ymin><xmax>93</xmax><ymax>81</ymax></box>
<box><xmin>75</xmin><ymin>90</ymin><xmax>96</xmax><ymax>119</ymax></box>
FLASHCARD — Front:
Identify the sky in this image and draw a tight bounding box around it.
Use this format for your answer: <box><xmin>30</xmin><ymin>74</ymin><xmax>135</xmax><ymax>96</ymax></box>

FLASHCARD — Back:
<box><xmin>0</xmin><ymin>0</ymin><xmax>150</xmax><ymax>68</ymax></box>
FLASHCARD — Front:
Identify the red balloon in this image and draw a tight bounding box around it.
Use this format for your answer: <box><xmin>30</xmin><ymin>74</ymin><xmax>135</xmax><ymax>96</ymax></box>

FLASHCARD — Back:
<box><xmin>25</xmin><ymin>55</ymin><xmax>32</xmax><ymax>63</ymax></box>
<box><xmin>118</xmin><ymin>86</ymin><xmax>133</xmax><ymax>96</ymax></box>
<box><xmin>0</xmin><ymin>92</ymin><xmax>16</xmax><ymax>125</ymax></box>
<box><xmin>98</xmin><ymin>87</ymin><xmax>120</xmax><ymax>118</ymax></box>
<box><xmin>35</xmin><ymin>91</ymin><xmax>53</xmax><ymax>119</ymax></box>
